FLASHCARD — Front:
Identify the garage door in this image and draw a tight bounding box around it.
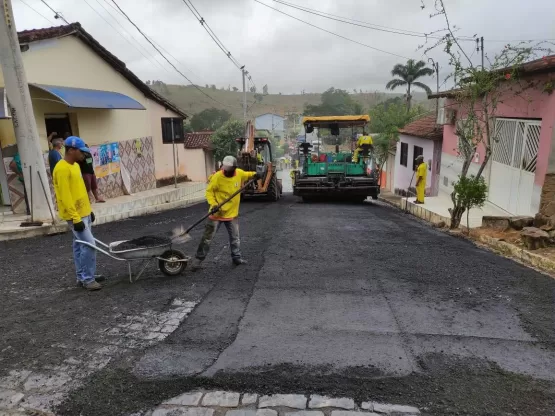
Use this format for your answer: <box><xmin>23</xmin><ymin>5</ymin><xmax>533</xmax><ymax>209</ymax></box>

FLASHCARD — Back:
<box><xmin>488</xmin><ymin>119</ymin><xmax>540</xmax><ymax>215</ymax></box>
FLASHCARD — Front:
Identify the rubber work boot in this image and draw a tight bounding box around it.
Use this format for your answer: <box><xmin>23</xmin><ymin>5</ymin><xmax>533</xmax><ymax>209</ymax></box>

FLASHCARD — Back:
<box><xmin>190</xmin><ymin>258</ymin><xmax>203</xmax><ymax>271</ymax></box>
<box><xmin>84</xmin><ymin>281</ymin><xmax>102</xmax><ymax>291</ymax></box>
<box><xmin>233</xmin><ymin>259</ymin><xmax>248</xmax><ymax>266</ymax></box>
<box><xmin>76</xmin><ymin>276</ymin><xmax>106</xmax><ymax>287</ymax></box>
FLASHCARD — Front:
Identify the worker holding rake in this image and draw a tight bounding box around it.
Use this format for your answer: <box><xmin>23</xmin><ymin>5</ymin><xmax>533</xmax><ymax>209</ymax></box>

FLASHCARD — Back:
<box><xmin>191</xmin><ymin>156</ymin><xmax>258</xmax><ymax>270</ymax></box>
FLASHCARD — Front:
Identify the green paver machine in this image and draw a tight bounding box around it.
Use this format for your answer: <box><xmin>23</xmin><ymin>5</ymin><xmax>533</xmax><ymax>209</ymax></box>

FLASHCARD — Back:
<box><xmin>292</xmin><ymin>115</ymin><xmax>380</xmax><ymax>202</ymax></box>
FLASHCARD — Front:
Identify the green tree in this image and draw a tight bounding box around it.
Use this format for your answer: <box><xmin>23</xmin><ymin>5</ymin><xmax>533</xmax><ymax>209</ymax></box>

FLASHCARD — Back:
<box><xmin>263</xmin><ymin>84</ymin><xmax>269</xmax><ymax>95</ymax></box>
<box><xmin>232</xmin><ymin>87</ymin><xmax>239</xmax><ymax>92</ymax></box>
<box><xmin>211</xmin><ymin>119</ymin><xmax>243</xmax><ymax>162</ymax></box>
<box><xmin>190</xmin><ymin>108</ymin><xmax>232</xmax><ymax>131</ymax></box>
<box><xmin>304</xmin><ymin>87</ymin><xmax>363</xmax><ymax>116</ymax></box>
<box><xmin>368</xmin><ymin>102</ymin><xmax>426</xmax><ymax>177</ymax></box>
<box><xmin>452</xmin><ymin>175</ymin><xmax>487</xmax><ymax>234</ymax></box>
<box><xmin>385</xmin><ymin>59</ymin><xmax>433</xmax><ymax>110</ymax></box>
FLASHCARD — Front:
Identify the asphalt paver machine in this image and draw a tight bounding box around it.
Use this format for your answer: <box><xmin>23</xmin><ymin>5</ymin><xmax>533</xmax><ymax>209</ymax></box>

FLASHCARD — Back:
<box><xmin>292</xmin><ymin>115</ymin><xmax>380</xmax><ymax>202</ymax></box>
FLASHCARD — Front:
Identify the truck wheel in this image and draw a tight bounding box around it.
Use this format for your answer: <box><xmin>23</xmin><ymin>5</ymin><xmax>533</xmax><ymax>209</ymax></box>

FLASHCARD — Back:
<box><xmin>268</xmin><ymin>175</ymin><xmax>279</xmax><ymax>202</ymax></box>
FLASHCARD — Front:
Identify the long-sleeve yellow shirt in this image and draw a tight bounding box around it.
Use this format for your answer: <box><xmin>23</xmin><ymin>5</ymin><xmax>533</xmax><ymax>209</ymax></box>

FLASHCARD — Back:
<box><xmin>206</xmin><ymin>169</ymin><xmax>256</xmax><ymax>221</ymax></box>
<box><xmin>53</xmin><ymin>160</ymin><xmax>92</xmax><ymax>223</ymax></box>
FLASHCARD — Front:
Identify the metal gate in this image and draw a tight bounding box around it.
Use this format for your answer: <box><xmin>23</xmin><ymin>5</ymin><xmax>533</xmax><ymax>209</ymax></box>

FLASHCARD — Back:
<box><xmin>489</xmin><ymin>118</ymin><xmax>541</xmax><ymax>215</ymax></box>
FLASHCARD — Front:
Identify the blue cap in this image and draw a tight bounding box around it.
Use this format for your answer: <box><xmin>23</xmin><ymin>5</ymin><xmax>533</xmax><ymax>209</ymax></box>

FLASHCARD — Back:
<box><xmin>64</xmin><ymin>136</ymin><xmax>90</xmax><ymax>154</ymax></box>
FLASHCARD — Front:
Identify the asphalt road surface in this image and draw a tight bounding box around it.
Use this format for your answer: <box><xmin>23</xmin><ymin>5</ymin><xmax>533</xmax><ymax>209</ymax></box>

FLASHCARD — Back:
<box><xmin>1</xmin><ymin>190</ymin><xmax>555</xmax><ymax>416</ymax></box>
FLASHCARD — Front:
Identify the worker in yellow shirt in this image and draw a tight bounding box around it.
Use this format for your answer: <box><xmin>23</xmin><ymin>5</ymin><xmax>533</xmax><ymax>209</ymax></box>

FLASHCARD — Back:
<box><xmin>191</xmin><ymin>156</ymin><xmax>258</xmax><ymax>270</ymax></box>
<box><xmin>414</xmin><ymin>155</ymin><xmax>428</xmax><ymax>204</ymax></box>
<box><xmin>353</xmin><ymin>131</ymin><xmax>374</xmax><ymax>163</ymax></box>
<box><xmin>53</xmin><ymin>136</ymin><xmax>101</xmax><ymax>291</ymax></box>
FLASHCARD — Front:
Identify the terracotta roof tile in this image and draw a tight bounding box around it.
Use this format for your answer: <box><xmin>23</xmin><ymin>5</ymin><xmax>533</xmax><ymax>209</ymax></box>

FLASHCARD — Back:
<box><xmin>185</xmin><ymin>131</ymin><xmax>214</xmax><ymax>149</ymax></box>
<box><xmin>399</xmin><ymin>115</ymin><xmax>442</xmax><ymax>141</ymax></box>
<box><xmin>17</xmin><ymin>23</ymin><xmax>187</xmax><ymax>118</ymax></box>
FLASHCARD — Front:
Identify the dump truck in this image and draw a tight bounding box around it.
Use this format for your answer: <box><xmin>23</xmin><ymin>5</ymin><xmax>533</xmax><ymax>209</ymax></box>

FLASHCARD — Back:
<box><xmin>235</xmin><ymin>121</ymin><xmax>283</xmax><ymax>201</ymax></box>
<box><xmin>292</xmin><ymin>115</ymin><xmax>380</xmax><ymax>202</ymax></box>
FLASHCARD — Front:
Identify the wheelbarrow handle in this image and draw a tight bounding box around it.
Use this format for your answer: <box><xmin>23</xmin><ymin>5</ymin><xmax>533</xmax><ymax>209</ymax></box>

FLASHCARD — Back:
<box><xmin>183</xmin><ymin>177</ymin><xmax>257</xmax><ymax>235</ymax></box>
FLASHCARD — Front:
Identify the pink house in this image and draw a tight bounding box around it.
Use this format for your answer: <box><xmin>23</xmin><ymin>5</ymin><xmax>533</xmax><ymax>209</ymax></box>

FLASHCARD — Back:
<box><xmin>431</xmin><ymin>55</ymin><xmax>555</xmax><ymax>217</ymax></box>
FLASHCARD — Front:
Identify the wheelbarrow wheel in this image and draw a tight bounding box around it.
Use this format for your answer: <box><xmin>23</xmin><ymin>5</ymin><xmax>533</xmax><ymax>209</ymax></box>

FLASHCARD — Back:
<box><xmin>159</xmin><ymin>249</ymin><xmax>187</xmax><ymax>276</ymax></box>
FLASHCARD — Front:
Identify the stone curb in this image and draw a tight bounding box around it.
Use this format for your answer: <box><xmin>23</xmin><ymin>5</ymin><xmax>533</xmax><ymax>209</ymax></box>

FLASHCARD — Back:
<box><xmin>379</xmin><ymin>195</ymin><xmax>555</xmax><ymax>276</ymax></box>
<box><xmin>479</xmin><ymin>234</ymin><xmax>555</xmax><ymax>274</ymax></box>
<box><xmin>147</xmin><ymin>391</ymin><xmax>421</xmax><ymax>416</ymax></box>
<box><xmin>0</xmin><ymin>196</ymin><xmax>204</xmax><ymax>241</ymax></box>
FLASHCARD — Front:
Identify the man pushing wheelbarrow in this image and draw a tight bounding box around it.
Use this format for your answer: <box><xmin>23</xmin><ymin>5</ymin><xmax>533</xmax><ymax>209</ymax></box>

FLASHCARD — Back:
<box><xmin>190</xmin><ymin>155</ymin><xmax>259</xmax><ymax>270</ymax></box>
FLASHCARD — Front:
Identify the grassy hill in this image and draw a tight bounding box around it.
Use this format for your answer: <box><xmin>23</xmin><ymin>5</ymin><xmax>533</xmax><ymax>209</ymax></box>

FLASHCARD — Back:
<box><xmin>150</xmin><ymin>84</ymin><xmax>432</xmax><ymax>118</ymax></box>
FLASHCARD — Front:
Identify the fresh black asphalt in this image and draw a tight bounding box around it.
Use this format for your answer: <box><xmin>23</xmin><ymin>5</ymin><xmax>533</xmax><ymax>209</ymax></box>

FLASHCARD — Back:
<box><xmin>1</xmin><ymin>193</ymin><xmax>555</xmax><ymax>415</ymax></box>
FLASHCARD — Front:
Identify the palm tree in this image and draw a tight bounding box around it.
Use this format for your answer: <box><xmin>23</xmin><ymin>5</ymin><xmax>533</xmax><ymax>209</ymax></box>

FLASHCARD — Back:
<box><xmin>386</xmin><ymin>59</ymin><xmax>434</xmax><ymax>111</ymax></box>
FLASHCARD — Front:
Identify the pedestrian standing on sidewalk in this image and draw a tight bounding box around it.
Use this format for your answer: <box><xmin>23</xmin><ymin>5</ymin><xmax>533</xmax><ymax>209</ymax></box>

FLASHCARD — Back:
<box><xmin>79</xmin><ymin>144</ymin><xmax>105</xmax><ymax>203</ymax></box>
<box><xmin>191</xmin><ymin>155</ymin><xmax>258</xmax><ymax>270</ymax></box>
<box><xmin>53</xmin><ymin>136</ymin><xmax>102</xmax><ymax>291</ymax></box>
<box><xmin>9</xmin><ymin>152</ymin><xmax>30</xmax><ymax>215</ymax></box>
<box><xmin>414</xmin><ymin>155</ymin><xmax>428</xmax><ymax>204</ymax></box>
<box><xmin>48</xmin><ymin>138</ymin><xmax>64</xmax><ymax>176</ymax></box>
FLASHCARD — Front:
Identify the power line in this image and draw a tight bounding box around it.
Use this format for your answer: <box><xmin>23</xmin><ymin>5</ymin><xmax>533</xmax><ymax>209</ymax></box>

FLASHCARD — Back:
<box><xmin>271</xmin><ymin>0</ymin><xmax>474</xmax><ymax>42</ymax></box>
<box><xmin>39</xmin><ymin>0</ymin><xmax>69</xmax><ymax>24</ymax></box>
<box><xmin>81</xmin><ymin>0</ymin><xmax>171</xmax><ymax>74</ymax></box>
<box><xmin>272</xmin><ymin>0</ymin><xmax>555</xmax><ymax>45</ymax></box>
<box><xmin>17</xmin><ymin>0</ymin><xmax>55</xmax><ymax>25</ymax></box>
<box><xmin>181</xmin><ymin>0</ymin><xmax>243</xmax><ymax>70</ymax></box>
<box><xmin>110</xmin><ymin>0</ymin><xmax>238</xmax><ymax>109</ymax></box>
<box><xmin>99</xmin><ymin>0</ymin><xmax>205</xmax><ymax>82</ymax></box>
<box><xmin>254</xmin><ymin>0</ymin><xmax>413</xmax><ymax>59</ymax></box>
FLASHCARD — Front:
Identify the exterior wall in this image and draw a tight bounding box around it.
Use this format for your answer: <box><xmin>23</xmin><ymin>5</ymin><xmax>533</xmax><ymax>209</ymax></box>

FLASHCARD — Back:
<box><xmin>442</xmin><ymin>76</ymin><xmax>555</xmax><ymax>187</ymax></box>
<box><xmin>0</xmin><ymin>36</ymin><xmax>150</xmax><ymax>148</ymax></box>
<box><xmin>183</xmin><ymin>149</ymin><xmax>209</xmax><ymax>182</ymax></box>
<box><xmin>0</xmin><ymin>35</ymin><xmax>189</xmax><ymax>209</ymax></box>
<box><xmin>146</xmin><ymin>98</ymin><xmax>187</xmax><ymax>181</ymax></box>
<box><xmin>255</xmin><ymin>114</ymin><xmax>285</xmax><ymax>137</ymax></box>
<box><xmin>394</xmin><ymin>134</ymin><xmax>435</xmax><ymax>194</ymax></box>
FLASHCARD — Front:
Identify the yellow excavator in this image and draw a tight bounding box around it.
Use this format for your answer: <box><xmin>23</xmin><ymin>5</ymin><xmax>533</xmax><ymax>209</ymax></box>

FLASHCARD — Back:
<box><xmin>235</xmin><ymin>121</ymin><xmax>282</xmax><ymax>201</ymax></box>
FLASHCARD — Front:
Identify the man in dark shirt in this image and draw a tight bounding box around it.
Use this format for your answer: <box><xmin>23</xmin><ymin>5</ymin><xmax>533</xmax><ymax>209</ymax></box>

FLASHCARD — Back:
<box><xmin>48</xmin><ymin>138</ymin><xmax>63</xmax><ymax>176</ymax></box>
<box><xmin>78</xmin><ymin>145</ymin><xmax>105</xmax><ymax>203</ymax></box>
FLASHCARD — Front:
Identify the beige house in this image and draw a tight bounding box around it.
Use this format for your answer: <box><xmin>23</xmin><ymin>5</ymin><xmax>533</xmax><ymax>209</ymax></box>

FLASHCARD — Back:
<box><xmin>0</xmin><ymin>23</ymin><xmax>205</xmax><ymax>213</ymax></box>
<box><xmin>184</xmin><ymin>131</ymin><xmax>216</xmax><ymax>182</ymax></box>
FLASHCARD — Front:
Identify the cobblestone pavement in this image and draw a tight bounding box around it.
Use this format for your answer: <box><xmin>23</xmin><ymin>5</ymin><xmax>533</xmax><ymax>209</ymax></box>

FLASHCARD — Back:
<box><xmin>2</xmin><ymin>195</ymin><xmax>555</xmax><ymax>416</ymax></box>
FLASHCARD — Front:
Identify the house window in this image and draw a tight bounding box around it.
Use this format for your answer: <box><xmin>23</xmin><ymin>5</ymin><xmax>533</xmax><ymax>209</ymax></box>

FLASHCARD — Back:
<box><xmin>161</xmin><ymin>118</ymin><xmax>184</xmax><ymax>144</ymax></box>
<box><xmin>400</xmin><ymin>142</ymin><xmax>408</xmax><ymax>167</ymax></box>
<box><xmin>413</xmin><ymin>145</ymin><xmax>423</xmax><ymax>171</ymax></box>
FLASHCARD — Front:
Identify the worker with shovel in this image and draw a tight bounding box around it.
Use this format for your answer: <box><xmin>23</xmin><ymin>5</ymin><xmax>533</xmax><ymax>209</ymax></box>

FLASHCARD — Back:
<box><xmin>191</xmin><ymin>156</ymin><xmax>258</xmax><ymax>270</ymax></box>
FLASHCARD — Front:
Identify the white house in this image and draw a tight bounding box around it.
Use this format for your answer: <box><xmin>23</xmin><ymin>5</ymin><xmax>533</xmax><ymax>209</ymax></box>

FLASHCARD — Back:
<box><xmin>394</xmin><ymin>115</ymin><xmax>443</xmax><ymax>196</ymax></box>
<box><xmin>255</xmin><ymin>113</ymin><xmax>285</xmax><ymax>138</ymax></box>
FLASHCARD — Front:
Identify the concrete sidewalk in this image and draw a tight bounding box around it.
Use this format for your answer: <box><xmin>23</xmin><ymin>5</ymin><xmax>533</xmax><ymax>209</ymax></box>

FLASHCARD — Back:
<box><xmin>0</xmin><ymin>181</ymin><xmax>206</xmax><ymax>241</ymax></box>
<box><xmin>380</xmin><ymin>189</ymin><xmax>510</xmax><ymax>228</ymax></box>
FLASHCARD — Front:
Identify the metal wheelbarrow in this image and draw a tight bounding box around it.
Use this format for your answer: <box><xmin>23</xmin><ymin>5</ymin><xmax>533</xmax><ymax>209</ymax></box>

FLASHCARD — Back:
<box><xmin>76</xmin><ymin>177</ymin><xmax>258</xmax><ymax>283</ymax></box>
<box><xmin>75</xmin><ymin>237</ymin><xmax>188</xmax><ymax>283</ymax></box>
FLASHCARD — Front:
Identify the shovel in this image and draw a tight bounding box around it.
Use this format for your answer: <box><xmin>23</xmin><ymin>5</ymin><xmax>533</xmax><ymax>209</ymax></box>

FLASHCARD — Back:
<box><xmin>171</xmin><ymin>177</ymin><xmax>257</xmax><ymax>243</ymax></box>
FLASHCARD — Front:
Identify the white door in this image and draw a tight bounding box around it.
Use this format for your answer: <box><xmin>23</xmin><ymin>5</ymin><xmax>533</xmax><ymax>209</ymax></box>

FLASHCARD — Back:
<box><xmin>489</xmin><ymin>119</ymin><xmax>541</xmax><ymax>215</ymax></box>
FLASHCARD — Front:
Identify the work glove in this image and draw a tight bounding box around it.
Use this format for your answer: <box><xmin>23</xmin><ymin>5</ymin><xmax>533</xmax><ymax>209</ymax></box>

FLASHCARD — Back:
<box><xmin>90</xmin><ymin>212</ymin><xmax>95</xmax><ymax>223</ymax></box>
<box><xmin>209</xmin><ymin>205</ymin><xmax>220</xmax><ymax>215</ymax></box>
<box><xmin>253</xmin><ymin>172</ymin><xmax>261</xmax><ymax>180</ymax></box>
<box><xmin>73</xmin><ymin>221</ymin><xmax>86</xmax><ymax>232</ymax></box>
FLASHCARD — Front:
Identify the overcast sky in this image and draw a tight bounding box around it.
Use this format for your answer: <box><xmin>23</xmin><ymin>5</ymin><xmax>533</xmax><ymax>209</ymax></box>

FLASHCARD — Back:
<box><xmin>12</xmin><ymin>0</ymin><xmax>555</xmax><ymax>94</ymax></box>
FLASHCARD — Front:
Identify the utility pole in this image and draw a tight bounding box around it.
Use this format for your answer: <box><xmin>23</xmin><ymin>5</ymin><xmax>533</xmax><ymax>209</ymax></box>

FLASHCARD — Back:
<box><xmin>481</xmin><ymin>37</ymin><xmax>484</xmax><ymax>69</ymax></box>
<box><xmin>241</xmin><ymin>66</ymin><xmax>247</xmax><ymax>122</ymax></box>
<box><xmin>476</xmin><ymin>37</ymin><xmax>485</xmax><ymax>68</ymax></box>
<box><xmin>0</xmin><ymin>0</ymin><xmax>53</xmax><ymax>221</ymax></box>
<box><xmin>435</xmin><ymin>62</ymin><xmax>439</xmax><ymax>119</ymax></box>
